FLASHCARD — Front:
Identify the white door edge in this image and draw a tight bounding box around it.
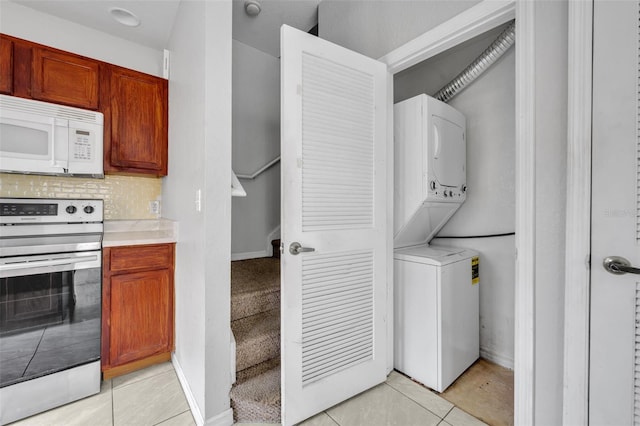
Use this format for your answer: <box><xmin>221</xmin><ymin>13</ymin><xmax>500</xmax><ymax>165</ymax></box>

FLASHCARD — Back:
<box><xmin>513</xmin><ymin>2</ymin><xmax>536</xmax><ymax>423</ymax></box>
<box><xmin>385</xmin><ymin>72</ymin><xmax>395</xmax><ymax>375</ymax></box>
<box><xmin>562</xmin><ymin>1</ymin><xmax>593</xmax><ymax>424</ymax></box>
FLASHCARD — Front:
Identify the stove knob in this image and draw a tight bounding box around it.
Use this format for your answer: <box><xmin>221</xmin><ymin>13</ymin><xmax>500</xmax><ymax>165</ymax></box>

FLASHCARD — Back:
<box><xmin>66</xmin><ymin>205</ymin><xmax>77</xmax><ymax>214</ymax></box>
<box><xmin>84</xmin><ymin>205</ymin><xmax>95</xmax><ymax>214</ymax></box>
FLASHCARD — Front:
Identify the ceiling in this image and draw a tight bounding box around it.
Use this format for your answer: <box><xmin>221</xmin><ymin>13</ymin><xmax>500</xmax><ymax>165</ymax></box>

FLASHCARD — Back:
<box><xmin>233</xmin><ymin>0</ymin><xmax>319</xmax><ymax>57</ymax></box>
<box><xmin>9</xmin><ymin>0</ymin><xmax>181</xmax><ymax>50</ymax></box>
<box><xmin>9</xmin><ymin>0</ymin><xmax>319</xmax><ymax>57</ymax></box>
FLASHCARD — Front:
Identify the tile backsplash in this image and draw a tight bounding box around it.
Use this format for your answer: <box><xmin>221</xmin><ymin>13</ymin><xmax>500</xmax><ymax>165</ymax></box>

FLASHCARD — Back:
<box><xmin>0</xmin><ymin>173</ymin><xmax>162</xmax><ymax>220</ymax></box>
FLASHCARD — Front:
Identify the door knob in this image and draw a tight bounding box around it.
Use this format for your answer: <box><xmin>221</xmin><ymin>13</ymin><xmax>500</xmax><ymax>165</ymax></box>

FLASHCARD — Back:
<box><xmin>289</xmin><ymin>242</ymin><xmax>315</xmax><ymax>255</ymax></box>
<box><xmin>603</xmin><ymin>256</ymin><xmax>640</xmax><ymax>275</ymax></box>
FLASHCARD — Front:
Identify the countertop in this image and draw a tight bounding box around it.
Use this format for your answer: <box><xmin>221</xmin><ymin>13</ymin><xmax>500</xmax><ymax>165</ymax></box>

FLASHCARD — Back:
<box><xmin>103</xmin><ymin>219</ymin><xmax>178</xmax><ymax>247</ymax></box>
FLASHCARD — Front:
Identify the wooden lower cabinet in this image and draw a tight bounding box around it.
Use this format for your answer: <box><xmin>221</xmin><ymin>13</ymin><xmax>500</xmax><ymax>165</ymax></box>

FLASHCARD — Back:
<box><xmin>102</xmin><ymin>243</ymin><xmax>175</xmax><ymax>379</ymax></box>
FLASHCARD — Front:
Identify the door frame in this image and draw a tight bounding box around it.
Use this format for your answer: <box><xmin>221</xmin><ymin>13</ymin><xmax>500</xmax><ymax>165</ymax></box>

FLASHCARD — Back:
<box><xmin>380</xmin><ymin>0</ymin><xmax>549</xmax><ymax>424</ymax></box>
<box><xmin>562</xmin><ymin>0</ymin><xmax>593</xmax><ymax>424</ymax></box>
<box><xmin>379</xmin><ymin>0</ymin><xmax>517</xmax><ymax>378</ymax></box>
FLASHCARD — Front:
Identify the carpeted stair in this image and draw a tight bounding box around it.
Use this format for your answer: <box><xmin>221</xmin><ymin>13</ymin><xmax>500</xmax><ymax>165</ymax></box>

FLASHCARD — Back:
<box><xmin>230</xmin><ymin>257</ymin><xmax>281</xmax><ymax>423</ymax></box>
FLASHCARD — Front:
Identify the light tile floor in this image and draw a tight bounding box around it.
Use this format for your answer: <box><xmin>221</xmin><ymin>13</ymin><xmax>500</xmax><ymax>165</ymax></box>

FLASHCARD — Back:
<box><xmin>289</xmin><ymin>371</ymin><xmax>487</xmax><ymax>426</ymax></box>
<box><xmin>9</xmin><ymin>363</ymin><xmax>487</xmax><ymax>426</ymax></box>
<box><xmin>10</xmin><ymin>362</ymin><xmax>194</xmax><ymax>426</ymax></box>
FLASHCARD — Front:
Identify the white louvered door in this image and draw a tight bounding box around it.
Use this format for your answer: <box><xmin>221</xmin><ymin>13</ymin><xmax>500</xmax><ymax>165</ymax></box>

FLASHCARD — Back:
<box><xmin>280</xmin><ymin>25</ymin><xmax>388</xmax><ymax>426</ymax></box>
<box><xmin>590</xmin><ymin>2</ymin><xmax>640</xmax><ymax>424</ymax></box>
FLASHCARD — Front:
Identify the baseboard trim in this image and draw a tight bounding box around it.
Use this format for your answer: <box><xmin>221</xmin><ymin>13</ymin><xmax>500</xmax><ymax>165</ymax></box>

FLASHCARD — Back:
<box><xmin>231</xmin><ymin>250</ymin><xmax>268</xmax><ymax>261</ymax></box>
<box><xmin>266</xmin><ymin>225</ymin><xmax>281</xmax><ymax>257</ymax></box>
<box><xmin>103</xmin><ymin>352</ymin><xmax>171</xmax><ymax>380</ymax></box>
<box><xmin>172</xmin><ymin>355</ymin><xmax>205</xmax><ymax>426</ymax></box>
<box><xmin>480</xmin><ymin>347</ymin><xmax>514</xmax><ymax>370</ymax></box>
<box><xmin>204</xmin><ymin>408</ymin><xmax>234</xmax><ymax>426</ymax></box>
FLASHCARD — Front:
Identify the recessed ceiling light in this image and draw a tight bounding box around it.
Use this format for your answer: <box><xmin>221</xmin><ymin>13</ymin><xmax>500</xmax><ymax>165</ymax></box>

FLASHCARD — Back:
<box><xmin>109</xmin><ymin>7</ymin><xmax>141</xmax><ymax>27</ymax></box>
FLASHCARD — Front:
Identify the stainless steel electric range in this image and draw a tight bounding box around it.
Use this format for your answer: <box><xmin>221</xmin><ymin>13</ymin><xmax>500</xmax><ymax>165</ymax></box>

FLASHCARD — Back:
<box><xmin>0</xmin><ymin>198</ymin><xmax>103</xmax><ymax>425</ymax></box>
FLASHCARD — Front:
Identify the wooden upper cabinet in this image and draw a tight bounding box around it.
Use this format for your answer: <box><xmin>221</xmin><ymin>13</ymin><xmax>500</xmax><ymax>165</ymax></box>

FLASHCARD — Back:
<box><xmin>31</xmin><ymin>47</ymin><xmax>99</xmax><ymax>109</ymax></box>
<box><xmin>0</xmin><ymin>34</ymin><xmax>169</xmax><ymax>177</ymax></box>
<box><xmin>105</xmin><ymin>66</ymin><xmax>168</xmax><ymax>176</ymax></box>
<box><xmin>0</xmin><ymin>37</ymin><xmax>13</xmax><ymax>94</ymax></box>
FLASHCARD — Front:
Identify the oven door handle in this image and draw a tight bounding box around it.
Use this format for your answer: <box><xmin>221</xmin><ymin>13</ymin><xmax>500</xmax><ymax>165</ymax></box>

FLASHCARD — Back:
<box><xmin>0</xmin><ymin>254</ymin><xmax>99</xmax><ymax>273</ymax></box>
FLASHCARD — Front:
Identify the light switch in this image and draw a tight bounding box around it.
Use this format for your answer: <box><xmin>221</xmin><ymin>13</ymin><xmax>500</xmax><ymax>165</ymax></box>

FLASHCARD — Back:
<box><xmin>195</xmin><ymin>189</ymin><xmax>202</xmax><ymax>212</ymax></box>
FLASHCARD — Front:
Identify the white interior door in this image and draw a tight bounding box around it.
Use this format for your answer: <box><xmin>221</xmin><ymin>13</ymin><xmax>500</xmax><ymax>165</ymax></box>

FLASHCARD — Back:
<box><xmin>590</xmin><ymin>2</ymin><xmax>640</xmax><ymax>424</ymax></box>
<box><xmin>280</xmin><ymin>25</ymin><xmax>389</xmax><ymax>426</ymax></box>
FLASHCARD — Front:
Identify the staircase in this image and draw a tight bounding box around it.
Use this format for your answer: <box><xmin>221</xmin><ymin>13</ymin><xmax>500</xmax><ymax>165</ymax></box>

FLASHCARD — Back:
<box><xmin>230</xmin><ymin>255</ymin><xmax>281</xmax><ymax>423</ymax></box>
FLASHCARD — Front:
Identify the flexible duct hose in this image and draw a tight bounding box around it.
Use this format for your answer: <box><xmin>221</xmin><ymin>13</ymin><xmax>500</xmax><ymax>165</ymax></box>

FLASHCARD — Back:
<box><xmin>434</xmin><ymin>20</ymin><xmax>516</xmax><ymax>103</ymax></box>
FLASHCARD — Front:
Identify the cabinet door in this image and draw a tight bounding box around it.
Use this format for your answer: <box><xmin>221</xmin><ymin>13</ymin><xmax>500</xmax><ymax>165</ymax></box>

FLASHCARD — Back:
<box><xmin>109</xmin><ymin>269</ymin><xmax>173</xmax><ymax>366</ymax></box>
<box><xmin>0</xmin><ymin>37</ymin><xmax>13</xmax><ymax>94</ymax></box>
<box><xmin>107</xmin><ymin>66</ymin><xmax>168</xmax><ymax>175</ymax></box>
<box><xmin>31</xmin><ymin>47</ymin><xmax>99</xmax><ymax>109</ymax></box>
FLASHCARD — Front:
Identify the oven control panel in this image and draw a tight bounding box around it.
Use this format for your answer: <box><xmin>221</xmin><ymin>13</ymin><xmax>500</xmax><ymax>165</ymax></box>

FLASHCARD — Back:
<box><xmin>0</xmin><ymin>198</ymin><xmax>103</xmax><ymax>223</ymax></box>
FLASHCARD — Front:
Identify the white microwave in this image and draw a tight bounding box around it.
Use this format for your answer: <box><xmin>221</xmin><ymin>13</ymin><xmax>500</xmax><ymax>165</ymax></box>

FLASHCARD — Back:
<box><xmin>0</xmin><ymin>95</ymin><xmax>104</xmax><ymax>177</ymax></box>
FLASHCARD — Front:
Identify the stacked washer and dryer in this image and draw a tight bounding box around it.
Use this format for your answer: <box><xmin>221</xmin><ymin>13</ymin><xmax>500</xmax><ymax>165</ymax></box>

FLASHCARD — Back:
<box><xmin>393</xmin><ymin>94</ymin><xmax>479</xmax><ymax>393</ymax></box>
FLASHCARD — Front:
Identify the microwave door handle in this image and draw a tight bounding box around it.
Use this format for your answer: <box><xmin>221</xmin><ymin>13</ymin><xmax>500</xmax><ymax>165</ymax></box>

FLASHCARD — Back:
<box><xmin>50</xmin><ymin>118</ymin><xmax>57</xmax><ymax>167</ymax></box>
<box><xmin>0</xmin><ymin>254</ymin><xmax>99</xmax><ymax>273</ymax></box>
<box><xmin>49</xmin><ymin>118</ymin><xmax>67</xmax><ymax>170</ymax></box>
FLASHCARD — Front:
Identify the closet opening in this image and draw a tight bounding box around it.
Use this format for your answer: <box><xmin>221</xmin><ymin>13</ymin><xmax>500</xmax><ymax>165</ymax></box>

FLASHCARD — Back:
<box><xmin>391</xmin><ymin>20</ymin><xmax>516</xmax><ymax>425</ymax></box>
<box><xmin>230</xmin><ymin>5</ymin><xmax>516</xmax><ymax>425</ymax></box>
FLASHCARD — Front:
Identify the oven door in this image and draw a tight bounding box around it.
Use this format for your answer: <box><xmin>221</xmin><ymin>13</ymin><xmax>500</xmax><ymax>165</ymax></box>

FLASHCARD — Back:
<box><xmin>0</xmin><ymin>250</ymin><xmax>101</xmax><ymax>388</ymax></box>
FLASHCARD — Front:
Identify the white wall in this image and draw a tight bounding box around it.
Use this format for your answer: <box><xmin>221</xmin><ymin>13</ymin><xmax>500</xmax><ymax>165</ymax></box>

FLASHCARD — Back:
<box><xmin>318</xmin><ymin>0</ymin><xmax>479</xmax><ymax>59</ymax></box>
<box><xmin>394</xmin><ymin>24</ymin><xmax>516</xmax><ymax>368</ymax></box>
<box><xmin>202</xmin><ymin>1</ymin><xmax>233</xmax><ymax>420</ymax></box>
<box><xmin>0</xmin><ymin>1</ymin><xmax>163</xmax><ymax>76</ymax></box>
<box><xmin>231</xmin><ymin>40</ymin><xmax>281</xmax><ymax>259</ymax></box>
<box><xmin>164</xmin><ymin>1</ymin><xmax>232</xmax><ymax>424</ymax></box>
<box><xmin>164</xmin><ymin>1</ymin><xmax>206</xmax><ymax>418</ymax></box>
<box><xmin>531</xmin><ymin>2</ymin><xmax>567</xmax><ymax>424</ymax></box>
